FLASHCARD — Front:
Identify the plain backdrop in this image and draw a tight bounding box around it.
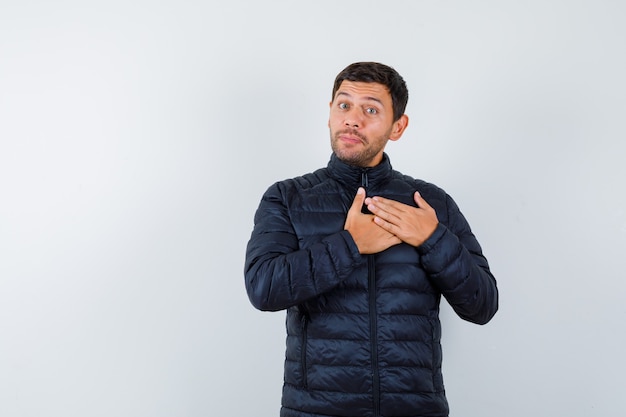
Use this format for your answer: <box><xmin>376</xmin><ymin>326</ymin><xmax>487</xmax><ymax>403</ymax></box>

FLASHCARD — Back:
<box><xmin>1</xmin><ymin>1</ymin><xmax>625</xmax><ymax>416</ymax></box>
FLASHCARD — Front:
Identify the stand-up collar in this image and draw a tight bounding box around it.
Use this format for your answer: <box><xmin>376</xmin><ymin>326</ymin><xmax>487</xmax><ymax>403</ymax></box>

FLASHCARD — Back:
<box><xmin>327</xmin><ymin>152</ymin><xmax>393</xmax><ymax>189</ymax></box>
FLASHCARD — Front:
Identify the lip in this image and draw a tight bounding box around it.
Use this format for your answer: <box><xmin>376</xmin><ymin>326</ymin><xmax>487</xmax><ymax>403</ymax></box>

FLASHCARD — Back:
<box><xmin>338</xmin><ymin>132</ymin><xmax>365</xmax><ymax>144</ymax></box>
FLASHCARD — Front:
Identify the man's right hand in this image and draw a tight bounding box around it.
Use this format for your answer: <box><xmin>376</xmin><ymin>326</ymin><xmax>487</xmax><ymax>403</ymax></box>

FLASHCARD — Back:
<box><xmin>344</xmin><ymin>187</ymin><xmax>401</xmax><ymax>254</ymax></box>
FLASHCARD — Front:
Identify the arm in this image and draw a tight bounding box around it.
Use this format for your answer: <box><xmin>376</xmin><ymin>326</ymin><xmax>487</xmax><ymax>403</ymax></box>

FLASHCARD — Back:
<box><xmin>416</xmin><ymin>194</ymin><xmax>498</xmax><ymax>325</ymax></box>
<box><xmin>244</xmin><ymin>183</ymin><xmax>363</xmax><ymax>312</ymax></box>
<box><xmin>365</xmin><ymin>191</ymin><xmax>498</xmax><ymax>324</ymax></box>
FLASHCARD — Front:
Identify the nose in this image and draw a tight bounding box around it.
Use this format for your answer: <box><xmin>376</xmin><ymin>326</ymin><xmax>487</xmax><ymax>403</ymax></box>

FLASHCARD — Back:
<box><xmin>344</xmin><ymin>108</ymin><xmax>361</xmax><ymax>129</ymax></box>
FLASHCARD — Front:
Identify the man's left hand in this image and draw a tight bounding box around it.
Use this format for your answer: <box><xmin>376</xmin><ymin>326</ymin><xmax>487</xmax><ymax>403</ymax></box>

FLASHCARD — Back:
<box><xmin>364</xmin><ymin>191</ymin><xmax>439</xmax><ymax>247</ymax></box>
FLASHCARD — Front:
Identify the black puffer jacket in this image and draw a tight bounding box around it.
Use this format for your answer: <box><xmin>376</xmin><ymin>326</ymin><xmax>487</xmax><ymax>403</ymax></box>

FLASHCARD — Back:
<box><xmin>245</xmin><ymin>153</ymin><xmax>498</xmax><ymax>417</ymax></box>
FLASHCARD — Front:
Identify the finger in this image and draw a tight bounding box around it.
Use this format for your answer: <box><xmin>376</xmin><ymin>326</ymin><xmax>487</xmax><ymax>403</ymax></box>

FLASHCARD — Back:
<box><xmin>349</xmin><ymin>187</ymin><xmax>366</xmax><ymax>213</ymax></box>
<box><xmin>372</xmin><ymin>196</ymin><xmax>408</xmax><ymax>210</ymax></box>
<box><xmin>414</xmin><ymin>191</ymin><xmax>432</xmax><ymax>209</ymax></box>
<box><xmin>369</xmin><ymin>197</ymin><xmax>405</xmax><ymax>220</ymax></box>
<box><xmin>373</xmin><ymin>214</ymin><xmax>398</xmax><ymax>234</ymax></box>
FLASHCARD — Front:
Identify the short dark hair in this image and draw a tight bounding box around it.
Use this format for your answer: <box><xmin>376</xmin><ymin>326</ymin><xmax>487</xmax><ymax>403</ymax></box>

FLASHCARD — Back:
<box><xmin>332</xmin><ymin>62</ymin><xmax>409</xmax><ymax>122</ymax></box>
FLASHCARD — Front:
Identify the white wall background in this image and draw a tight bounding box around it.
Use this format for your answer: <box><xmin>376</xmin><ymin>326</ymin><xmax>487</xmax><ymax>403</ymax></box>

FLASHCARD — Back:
<box><xmin>1</xmin><ymin>1</ymin><xmax>625</xmax><ymax>416</ymax></box>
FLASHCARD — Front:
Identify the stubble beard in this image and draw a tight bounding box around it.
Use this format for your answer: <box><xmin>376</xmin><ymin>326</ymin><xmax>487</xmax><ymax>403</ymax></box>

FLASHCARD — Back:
<box><xmin>330</xmin><ymin>128</ymin><xmax>389</xmax><ymax>168</ymax></box>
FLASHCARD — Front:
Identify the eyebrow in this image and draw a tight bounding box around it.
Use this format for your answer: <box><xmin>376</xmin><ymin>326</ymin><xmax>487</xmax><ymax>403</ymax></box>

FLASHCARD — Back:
<box><xmin>335</xmin><ymin>91</ymin><xmax>384</xmax><ymax>106</ymax></box>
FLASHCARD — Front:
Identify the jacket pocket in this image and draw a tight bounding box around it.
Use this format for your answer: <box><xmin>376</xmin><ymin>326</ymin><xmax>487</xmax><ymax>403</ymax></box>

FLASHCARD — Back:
<box><xmin>301</xmin><ymin>314</ymin><xmax>309</xmax><ymax>389</ymax></box>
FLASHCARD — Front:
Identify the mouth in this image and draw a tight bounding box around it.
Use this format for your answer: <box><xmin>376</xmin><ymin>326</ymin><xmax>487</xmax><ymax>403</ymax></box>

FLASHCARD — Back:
<box><xmin>337</xmin><ymin>130</ymin><xmax>366</xmax><ymax>144</ymax></box>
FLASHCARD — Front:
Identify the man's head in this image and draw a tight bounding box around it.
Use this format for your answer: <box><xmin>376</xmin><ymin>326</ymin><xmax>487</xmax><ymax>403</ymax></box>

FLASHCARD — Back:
<box><xmin>329</xmin><ymin>62</ymin><xmax>410</xmax><ymax>167</ymax></box>
<box><xmin>332</xmin><ymin>62</ymin><xmax>408</xmax><ymax>122</ymax></box>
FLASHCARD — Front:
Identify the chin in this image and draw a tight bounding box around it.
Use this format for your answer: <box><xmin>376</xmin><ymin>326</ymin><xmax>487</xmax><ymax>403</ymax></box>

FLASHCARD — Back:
<box><xmin>336</xmin><ymin>152</ymin><xmax>370</xmax><ymax>167</ymax></box>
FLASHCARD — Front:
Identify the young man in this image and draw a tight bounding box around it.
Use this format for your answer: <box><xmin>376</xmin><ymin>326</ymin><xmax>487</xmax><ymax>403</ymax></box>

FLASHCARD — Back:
<box><xmin>245</xmin><ymin>62</ymin><xmax>498</xmax><ymax>417</ymax></box>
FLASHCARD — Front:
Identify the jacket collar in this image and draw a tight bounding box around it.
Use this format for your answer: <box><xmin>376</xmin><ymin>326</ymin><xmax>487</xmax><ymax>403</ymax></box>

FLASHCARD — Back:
<box><xmin>327</xmin><ymin>152</ymin><xmax>393</xmax><ymax>190</ymax></box>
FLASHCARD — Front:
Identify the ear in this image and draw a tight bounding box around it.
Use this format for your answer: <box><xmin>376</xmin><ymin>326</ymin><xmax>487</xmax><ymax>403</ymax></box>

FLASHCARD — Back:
<box><xmin>389</xmin><ymin>114</ymin><xmax>409</xmax><ymax>141</ymax></box>
<box><xmin>328</xmin><ymin>101</ymin><xmax>333</xmax><ymax>128</ymax></box>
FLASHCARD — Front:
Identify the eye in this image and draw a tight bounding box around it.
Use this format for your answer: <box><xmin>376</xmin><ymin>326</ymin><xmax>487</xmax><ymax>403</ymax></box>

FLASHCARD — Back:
<box><xmin>365</xmin><ymin>107</ymin><xmax>378</xmax><ymax>115</ymax></box>
<box><xmin>338</xmin><ymin>102</ymin><xmax>349</xmax><ymax>110</ymax></box>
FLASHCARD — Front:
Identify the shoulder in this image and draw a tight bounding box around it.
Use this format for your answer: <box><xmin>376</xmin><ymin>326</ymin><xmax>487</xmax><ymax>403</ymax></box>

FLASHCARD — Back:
<box><xmin>390</xmin><ymin>170</ymin><xmax>448</xmax><ymax>200</ymax></box>
<box><xmin>262</xmin><ymin>167</ymin><xmax>332</xmax><ymax>200</ymax></box>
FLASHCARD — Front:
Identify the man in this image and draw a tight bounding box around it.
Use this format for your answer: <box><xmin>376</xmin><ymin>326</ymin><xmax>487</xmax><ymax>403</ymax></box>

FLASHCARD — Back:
<box><xmin>245</xmin><ymin>62</ymin><xmax>498</xmax><ymax>417</ymax></box>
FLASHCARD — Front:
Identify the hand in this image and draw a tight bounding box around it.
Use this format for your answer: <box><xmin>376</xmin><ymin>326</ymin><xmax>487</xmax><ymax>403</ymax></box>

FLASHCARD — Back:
<box><xmin>344</xmin><ymin>187</ymin><xmax>402</xmax><ymax>254</ymax></box>
<box><xmin>364</xmin><ymin>191</ymin><xmax>439</xmax><ymax>247</ymax></box>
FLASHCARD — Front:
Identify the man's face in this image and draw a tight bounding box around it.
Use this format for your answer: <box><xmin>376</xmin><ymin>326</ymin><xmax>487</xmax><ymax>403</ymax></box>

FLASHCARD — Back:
<box><xmin>329</xmin><ymin>80</ymin><xmax>407</xmax><ymax>167</ymax></box>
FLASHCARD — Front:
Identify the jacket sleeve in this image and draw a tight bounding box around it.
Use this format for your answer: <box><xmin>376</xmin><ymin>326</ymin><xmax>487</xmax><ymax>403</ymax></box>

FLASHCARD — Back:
<box><xmin>417</xmin><ymin>194</ymin><xmax>499</xmax><ymax>325</ymax></box>
<box><xmin>244</xmin><ymin>183</ymin><xmax>363</xmax><ymax>312</ymax></box>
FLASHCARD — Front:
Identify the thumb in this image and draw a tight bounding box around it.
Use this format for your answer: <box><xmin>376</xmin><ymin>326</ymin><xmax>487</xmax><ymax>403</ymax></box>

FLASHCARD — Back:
<box><xmin>349</xmin><ymin>187</ymin><xmax>366</xmax><ymax>212</ymax></box>
<box><xmin>414</xmin><ymin>191</ymin><xmax>431</xmax><ymax>208</ymax></box>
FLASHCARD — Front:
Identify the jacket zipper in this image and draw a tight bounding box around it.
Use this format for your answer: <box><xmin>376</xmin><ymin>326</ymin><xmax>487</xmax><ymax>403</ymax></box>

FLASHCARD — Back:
<box><xmin>361</xmin><ymin>169</ymin><xmax>372</xmax><ymax>214</ymax></box>
<box><xmin>362</xmin><ymin>170</ymin><xmax>381</xmax><ymax>417</ymax></box>
<box><xmin>301</xmin><ymin>313</ymin><xmax>309</xmax><ymax>389</ymax></box>
<box><xmin>361</xmin><ymin>170</ymin><xmax>369</xmax><ymax>189</ymax></box>
<box><xmin>368</xmin><ymin>255</ymin><xmax>380</xmax><ymax>417</ymax></box>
